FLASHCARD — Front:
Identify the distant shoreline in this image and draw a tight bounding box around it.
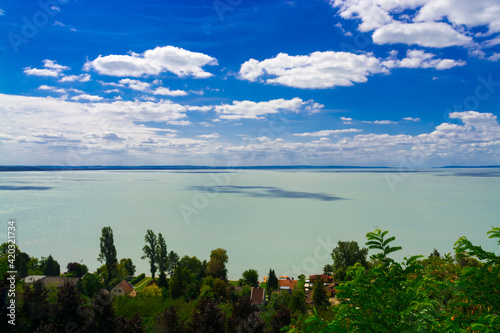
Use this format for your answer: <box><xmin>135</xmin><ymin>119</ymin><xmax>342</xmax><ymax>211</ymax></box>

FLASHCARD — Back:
<box><xmin>0</xmin><ymin>165</ymin><xmax>499</xmax><ymax>172</ymax></box>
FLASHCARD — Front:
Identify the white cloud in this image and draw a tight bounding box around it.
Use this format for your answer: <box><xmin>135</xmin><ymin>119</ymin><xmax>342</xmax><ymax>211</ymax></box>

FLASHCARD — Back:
<box><xmin>294</xmin><ymin>129</ymin><xmax>362</xmax><ymax>136</ymax></box>
<box><xmin>152</xmin><ymin>87</ymin><xmax>188</xmax><ymax>96</ymax></box>
<box><xmin>415</xmin><ymin>0</ymin><xmax>500</xmax><ymax>34</ymax></box>
<box><xmin>118</xmin><ymin>79</ymin><xmax>151</xmax><ymax>92</ymax></box>
<box><xmin>372</xmin><ymin>22</ymin><xmax>473</xmax><ymax>47</ymax></box>
<box><xmin>43</xmin><ymin>59</ymin><xmax>70</xmax><ymax>71</ymax></box>
<box><xmin>84</xmin><ymin>46</ymin><xmax>218</xmax><ymax>78</ymax></box>
<box><xmin>198</xmin><ymin>133</ymin><xmax>220</xmax><ymax>139</ymax></box>
<box><xmin>188</xmin><ymin>106</ymin><xmax>214</xmax><ymax>112</ymax></box>
<box><xmin>239</xmin><ymin>51</ymin><xmax>385</xmax><ymax>89</ymax></box>
<box><xmin>71</xmin><ymin>94</ymin><xmax>104</xmax><ymax>101</ymax></box>
<box><xmin>1</xmin><ymin>93</ymin><xmax>499</xmax><ymax>166</ymax></box>
<box><xmin>23</xmin><ymin>67</ymin><xmax>60</xmax><ymax>77</ymax></box>
<box><xmin>215</xmin><ymin>98</ymin><xmax>321</xmax><ymax>120</ymax></box>
<box><xmin>402</xmin><ymin>117</ymin><xmax>420</xmax><ymax>122</ymax></box>
<box><xmin>362</xmin><ymin>120</ymin><xmax>397</xmax><ymax>124</ymax></box>
<box><xmin>104</xmin><ymin>89</ymin><xmax>120</xmax><ymax>94</ymax></box>
<box><xmin>332</xmin><ymin>0</ymin><xmax>497</xmax><ymax>51</ymax></box>
<box><xmin>382</xmin><ymin>50</ymin><xmax>466</xmax><ymax>70</ymax></box>
<box><xmin>488</xmin><ymin>53</ymin><xmax>500</xmax><ymax>62</ymax></box>
<box><xmin>24</xmin><ymin>59</ymin><xmax>70</xmax><ymax>77</ymax></box>
<box><xmin>341</xmin><ymin>117</ymin><xmax>353</xmax><ymax>124</ymax></box>
<box><xmin>38</xmin><ymin>85</ymin><xmax>67</xmax><ymax>94</ymax></box>
<box><xmin>0</xmin><ymin>9</ymin><xmax>5</xmax><ymax>15</ymax></box>
<box><xmin>59</xmin><ymin>74</ymin><xmax>91</xmax><ymax>82</ymax></box>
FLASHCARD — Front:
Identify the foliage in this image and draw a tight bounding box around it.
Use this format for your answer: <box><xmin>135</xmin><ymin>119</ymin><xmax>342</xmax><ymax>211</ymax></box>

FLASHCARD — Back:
<box><xmin>331</xmin><ymin>241</ymin><xmax>369</xmax><ymax>282</ymax></box>
<box><xmin>66</xmin><ymin>262</ymin><xmax>88</xmax><ymax>277</ymax></box>
<box><xmin>242</xmin><ymin>269</ymin><xmax>259</xmax><ymax>287</ymax></box>
<box><xmin>120</xmin><ymin>258</ymin><xmax>136</xmax><ymax>276</ymax></box>
<box><xmin>312</xmin><ymin>279</ymin><xmax>329</xmax><ymax>308</ymax></box>
<box><xmin>41</xmin><ymin>255</ymin><xmax>60</xmax><ymax>276</ymax></box>
<box><xmin>156</xmin><ymin>232</ymin><xmax>168</xmax><ymax>277</ymax></box>
<box><xmin>141</xmin><ymin>229</ymin><xmax>158</xmax><ymax>279</ymax></box>
<box><xmin>267</xmin><ymin>269</ymin><xmax>279</xmax><ymax>292</ymax></box>
<box><xmin>323</xmin><ymin>264</ymin><xmax>334</xmax><ymax>276</ymax></box>
<box><xmin>187</xmin><ymin>297</ymin><xmax>226</xmax><ymax>333</ymax></box>
<box><xmin>138</xmin><ymin>284</ymin><xmax>162</xmax><ymax>298</ymax></box>
<box><xmin>79</xmin><ymin>272</ymin><xmax>104</xmax><ymax>298</ymax></box>
<box><xmin>98</xmin><ymin>226</ymin><xmax>118</xmax><ymax>284</ymax></box>
<box><xmin>206</xmin><ymin>248</ymin><xmax>228</xmax><ymax>281</ymax></box>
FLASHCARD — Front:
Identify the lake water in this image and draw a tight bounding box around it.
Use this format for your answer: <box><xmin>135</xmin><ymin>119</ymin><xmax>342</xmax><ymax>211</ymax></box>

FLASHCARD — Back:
<box><xmin>1</xmin><ymin>168</ymin><xmax>499</xmax><ymax>280</ymax></box>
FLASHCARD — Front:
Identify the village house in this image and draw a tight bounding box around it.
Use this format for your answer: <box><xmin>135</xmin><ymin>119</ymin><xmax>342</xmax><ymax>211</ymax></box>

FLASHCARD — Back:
<box><xmin>110</xmin><ymin>280</ymin><xmax>136</xmax><ymax>298</ymax></box>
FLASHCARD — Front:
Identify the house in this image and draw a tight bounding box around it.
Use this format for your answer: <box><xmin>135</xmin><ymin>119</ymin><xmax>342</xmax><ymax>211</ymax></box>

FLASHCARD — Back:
<box><xmin>23</xmin><ymin>275</ymin><xmax>45</xmax><ymax>284</ymax></box>
<box><xmin>278</xmin><ymin>277</ymin><xmax>297</xmax><ymax>292</ymax></box>
<box><xmin>305</xmin><ymin>274</ymin><xmax>333</xmax><ymax>291</ymax></box>
<box><xmin>250</xmin><ymin>287</ymin><xmax>266</xmax><ymax>305</ymax></box>
<box><xmin>111</xmin><ymin>280</ymin><xmax>136</xmax><ymax>298</ymax></box>
<box><xmin>41</xmin><ymin>276</ymin><xmax>80</xmax><ymax>288</ymax></box>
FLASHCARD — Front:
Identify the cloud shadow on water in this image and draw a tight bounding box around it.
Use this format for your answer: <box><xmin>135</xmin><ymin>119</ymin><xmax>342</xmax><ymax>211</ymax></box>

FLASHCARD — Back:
<box><xmin>0</xmin><ymin>185</ymin><xmax>53</xmax><ymax>191</ymax></box>
<box><xmin>188</xmin><ymin>185</ymin><xmax>345</xmax><ymax>201</ymax></box>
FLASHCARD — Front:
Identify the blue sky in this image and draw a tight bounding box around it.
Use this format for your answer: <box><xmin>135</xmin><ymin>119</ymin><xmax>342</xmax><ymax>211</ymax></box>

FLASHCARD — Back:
<box><xmin>1</xmin><ymin>0</ymin><xmax>500</xmax><ymax>166</ymax></box>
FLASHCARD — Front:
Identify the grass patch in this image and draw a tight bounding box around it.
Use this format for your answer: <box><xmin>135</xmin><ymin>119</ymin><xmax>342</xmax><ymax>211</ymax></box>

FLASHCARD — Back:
<box><xmin>134</xmin><ymin>277</ymin><xmax>153</xmax><ymax>291</ymax></box>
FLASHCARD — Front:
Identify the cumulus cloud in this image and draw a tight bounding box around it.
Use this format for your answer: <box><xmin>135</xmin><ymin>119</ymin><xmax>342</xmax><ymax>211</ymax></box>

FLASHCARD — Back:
<box><xmin>402</xmin><ymin>117</ymin><xmax>421</xmax><ymax>122</ymax></box>
<box><xmin>341</xmin><ymin>117</ymin><xmax>353</xmax><ymax>124</ymax></box>
<box><xmin>198</xmin><ymin>133</ymin><xmax>220</xmax><ymax>139</ymax></box>
<box><xmin>331</xmin><ymin>0</ymin><xmax>497</xmax><ymax>50</ymax></box>
<box><xmin>71</xmin><ymin>94</ymin><xmax>104</xmax><ymax>101</ymax></box>
<box><xmin>59</xmin><ymin>74</ymin><xmax>91</xmax><ymax>82</ymax></box>
<box><xmin>294</xmin><ymin>129</ymin><xmax>362</xmax><ymax>136</ymax></box>
<box><xmin>382</xmin><ymin>50</ymin><xmax>466</xmax><ymax>70</ymax></box>
<box><xmin>24</xmin><ymin>59</ymin><xmax>70</xmax><ymax>77</ymax></box>
<box><xmin>152</xmin><ymin>87</ymin><xmax>188</xmax><ymax>96</ymax></box>
<box><xmin>239</xmin><ymin>51</ymin><xmax>385</xmax><ymax>89</ymax></box>
<box><xmin>84</xmin><ymin>46</ymin><xmax>218</xmax><ymax>78</ymax></box>
<box><xmin>214</xmin><ymin>98</ymin><xmax>321</xmax><ymax>120</ymax></box>
<box><xmin>372</xmin><ymin>22</ymin><xmax>473</xmax><ymax>47</ymax></box>
<box><xmin>488</xmin><ymin>53</ymin><xmax>500</xmax><ymax>62</ymax></box>
<box><xmin>362</xmin><ymin>120</ymin><xmax>397</xmax><ymax>124</ymax></box>
<box><xmin>118</xmin><ymin>79</ymin><xmax>151</xmax><ymax>92</ymax></box>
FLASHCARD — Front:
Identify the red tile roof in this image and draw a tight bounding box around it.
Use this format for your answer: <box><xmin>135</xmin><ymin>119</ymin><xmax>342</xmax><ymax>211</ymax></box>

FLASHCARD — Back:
<box><xmin>250</xmin><ymin>287</ymin><xmax>265</xmax><ymax>305</ymax></box>
<box><xmin>278</xmin><ymin>278</ymin><xmax>298</xmax><ymax>289</ymax></box>
<box><xmin>117</xmin><ymin>280</ymin><xmax>134</xmax><ymax>294</ymax></box>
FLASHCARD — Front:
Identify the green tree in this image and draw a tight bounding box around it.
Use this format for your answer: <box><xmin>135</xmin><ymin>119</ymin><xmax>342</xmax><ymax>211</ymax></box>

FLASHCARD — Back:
<box><xmin>167</xmin><ymin>250</ymin><xmax>179</xmax><ymax>276</ymax></box>
<box><xmin>331</xmin><ymin>240</ymin><xmax>369</xmax><ymax>282</ymax></box>
<box><xmin>142</xmin><ymin>229</ymin><xmax>158</xmax><ymax>279</ymax></box>
<box><xmin>80</xmin><ymin>272</ymin><xmax>104</xmax><ymax>298</ymax></box>
<box><xmin>267</xmin><ymin>269</ymin><xmax>279</xmax><ymax>292</ymax></box>
<box><xmin>41</xmin><ymin>255</ymin><xmax>60</xmax><ymax>276</ymax></box>
<box><xmin>323</xmin><ymin>263</ymin><xmax>334</xmax><ymax>276</ymax></box>
<box><xmin>205</xmin><ymin>248</ymin><xmax>228</xmax><ymax>281</ymax></box>
<box><xmin>66</xmin><ymin>262</ymin><xmax>88</xmax><ymax>277</ymax></box>
<box><xmin>242</xmin><ymin>269</ymin><xmax>259</xmax><ymax>287</ymax></box>
<box><xmin>156</xmin><ymin>233</ymin><xmax>168</xmax><ymax>288</ymax></box>
<box><xmin>312</xmin><ymin>279</ymin><xmax>329</xmax><ymax>308</ymax></box>
<box><xmin>120</xmin><ymin>258</ymin><xmax>136</xmax><ymax>276</ymax></box>
<box><xmin>97</xmin><ymin>226</ymin><xmax>117</xmax><ymax>284</ymax></box>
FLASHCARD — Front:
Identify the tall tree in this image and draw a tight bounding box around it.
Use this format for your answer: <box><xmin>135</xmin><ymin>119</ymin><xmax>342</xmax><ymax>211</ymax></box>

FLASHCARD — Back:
<box><xmin>267</xmin><ymin>269</ymin><xmax>279</xmax><ymax>291</ymax></box>
<box><xmin>42</xmin><ymin>255</ymin><xmax>60</xmax><ymax>276</ymax></box>
<box><xmin>205</xmin><ymin>248</ymin><xmax>228</xmax><ymax>281</ymax></box>
<box><xmin>312</xmin><ymin>279</ymin><xmax>329</xmax><ymax>307</ymax></box>
<box><xmin>157</xmin><ymin>233</ymin><xmax>168</xmax><ymax>288</ymax></box>
<box><xmin>142</xmin><ymin>229</ymin><xmax>158</xmax><ymax>279</ymax></box>
<box><xmin>167</xmin><ymin>250</ymin><xmax>179</xmax><ymax>276</ymax></box>
<box><xmin>97</xmin><ymin>226</ymin><xmax>117</xmax><ymax>283</ymax></box>
<box><xmin>331</xmin><ymin>241</ymin><xmax>369</xmax><ymax>282</ymax></box>
<box><xmin>66</xmin><ymin>262</ymin><xmax>88</xmax><ymax>277</ymax></box>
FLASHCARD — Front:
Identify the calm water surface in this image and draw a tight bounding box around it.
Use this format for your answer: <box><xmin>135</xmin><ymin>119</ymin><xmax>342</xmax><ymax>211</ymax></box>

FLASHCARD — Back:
<box><xmin>1</xmin><ymin>169</ymin><xmax>499</xmax><ymax>279</ymax></box>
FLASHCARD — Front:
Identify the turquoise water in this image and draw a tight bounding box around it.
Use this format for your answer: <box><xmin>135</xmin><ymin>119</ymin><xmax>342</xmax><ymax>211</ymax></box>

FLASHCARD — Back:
<box><xmin>1</xmin><ymin>169</ymin><xmax>499</xmax><ymax>280</ymax></box>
